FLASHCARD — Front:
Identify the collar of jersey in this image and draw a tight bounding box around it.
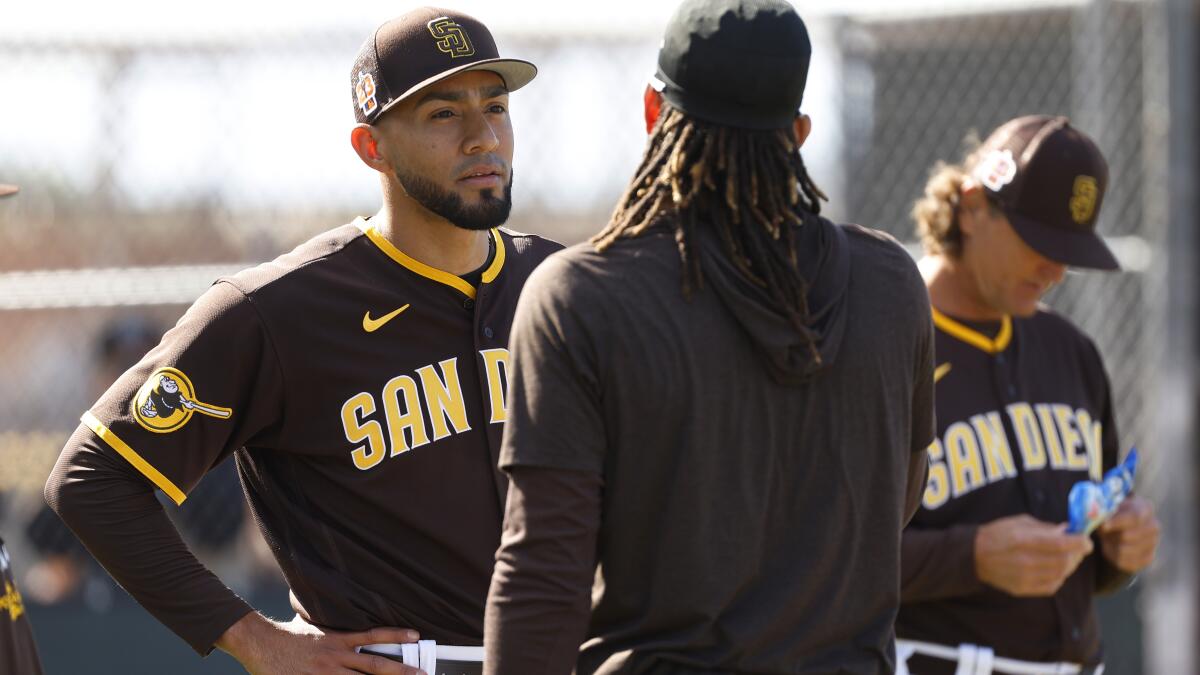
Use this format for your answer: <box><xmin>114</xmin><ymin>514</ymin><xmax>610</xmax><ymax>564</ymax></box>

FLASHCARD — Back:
<box><xmin>931</xmin><ymin>307</ymin><xmax>1013</xmax><ymax>354</ymax></box>
<box><xmin>356</xmin><ymin>219</ymin><xmax>505</xmax><ymax>300</ymax></box>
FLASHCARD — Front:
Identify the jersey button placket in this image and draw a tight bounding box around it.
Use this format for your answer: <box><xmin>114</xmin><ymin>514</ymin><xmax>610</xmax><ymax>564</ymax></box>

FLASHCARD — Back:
<box><xmin>994</xmin><ymin>352</ymin><xmax>1018</xmax><ymax>401</ymax></box>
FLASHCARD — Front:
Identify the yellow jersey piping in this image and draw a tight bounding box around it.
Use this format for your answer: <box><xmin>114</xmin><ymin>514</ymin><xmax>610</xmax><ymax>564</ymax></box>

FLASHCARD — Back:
<box><xmin>931</xmin><ymin>307</ymin><xmax>1013</xmax><ymax>354</ymax></box>
<box><xmin>357</xmin><ymin>221</ymin><xmax>505</xmax><ymax>299</ymax></box>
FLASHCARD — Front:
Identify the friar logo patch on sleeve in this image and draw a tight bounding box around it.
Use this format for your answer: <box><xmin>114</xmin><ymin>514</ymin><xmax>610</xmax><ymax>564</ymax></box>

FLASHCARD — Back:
<box><xmin>133</xmin><ymin>367</ymin><xmax>232</xmax><ymax>433</ymax></box>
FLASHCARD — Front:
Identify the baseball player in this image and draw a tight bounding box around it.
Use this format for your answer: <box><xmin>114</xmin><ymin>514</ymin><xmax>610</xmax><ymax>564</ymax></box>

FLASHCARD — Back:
<box><xmin>45</xmin><ymin>8</ymin><xmax>559</xmax><ymax>675</ymax></box>
<box><xmin>897</xmin><ymin>116</ymin><xmax>1161</xmax><ymax>675</ymax></box>
<box><xmin>1</xmin><ymin>182</ymin><xmax>46</xmax><ymax>675</ymax></box>
<box><xmin>483</xmin><ymin>1</ymin><xmax>934</xmax><ymax>673</ymax></box>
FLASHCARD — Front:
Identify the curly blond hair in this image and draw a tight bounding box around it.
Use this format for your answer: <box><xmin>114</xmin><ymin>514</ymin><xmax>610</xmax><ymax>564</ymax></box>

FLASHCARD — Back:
<box><xmin>912</xmin><ymin>136</ymin><xmax>985</xmax><ymax>257</ymax></box>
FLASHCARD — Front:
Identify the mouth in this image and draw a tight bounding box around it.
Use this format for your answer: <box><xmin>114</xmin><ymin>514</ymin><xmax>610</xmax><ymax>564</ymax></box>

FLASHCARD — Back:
<box><xmin>1019</xmin><ymin>280</ymin><xmax>1046</xmax><ymax>297</ymax></box>
<box><xmin>457</xmin><ymin>166</ymin><xmax>505</xmax><ymax>188</ymax></box>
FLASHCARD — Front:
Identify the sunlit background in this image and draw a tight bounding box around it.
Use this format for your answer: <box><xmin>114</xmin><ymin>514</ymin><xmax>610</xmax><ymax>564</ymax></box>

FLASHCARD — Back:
<box><xmin>1</xmin><ymin>0</ymin><xmax>1196</xmax><ymax>672</ymax></box>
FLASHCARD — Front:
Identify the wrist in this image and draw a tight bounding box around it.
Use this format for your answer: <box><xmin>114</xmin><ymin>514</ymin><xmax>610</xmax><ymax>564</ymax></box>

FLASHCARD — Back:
<box><xmin>216</xmin><ymin>610</ymin><xmax>269</xmax><ymax>660</ymax></box>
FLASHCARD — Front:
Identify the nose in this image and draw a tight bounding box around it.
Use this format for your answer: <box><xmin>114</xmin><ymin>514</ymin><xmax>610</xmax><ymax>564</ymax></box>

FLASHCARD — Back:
<box><xmin>1039</xmin><ymin>260</ymin><xmax>1067</xmax><ymax>285</ymax></box>
<box><xmin>463</xmin><ymin>110</ymin><xmax>500</xmax><ymax>155</ymax></box>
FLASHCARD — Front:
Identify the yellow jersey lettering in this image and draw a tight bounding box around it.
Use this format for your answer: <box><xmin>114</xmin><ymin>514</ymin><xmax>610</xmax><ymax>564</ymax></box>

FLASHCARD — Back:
<box><xmin>417</xmin><ymin>358</ymin><xmax>472</xmax><ymax>441</ymax></box>
<box><xmin>970</xmin><ymin>411</ymin><xmax>1017</xmax><ymax>482</ymax></box>
<box><xmin>1006</xmin><ymin>402</ymin><xmax>1047</xmax><ymax>471</ymax></box>
<box><xmin>342</xmin><ymin>392</ymin><xmax>387</xmax><ymax>471</ymax></box>
<box><xmin>1077</xmin><ymin>409</ymin><xmax>1104</xmax><ymax>480</ymax></box>
<box><xmin>945</xmin><ymin>421</ymin><xmax>986</xmax><ymax>497</ymax></box>
<box><xmin>479</xmin><ymin>348</ymin><xmax>509</xmax><ymax>424</ymax></box>
<box><xmin>1036</xmin><ymin>403</ymin><xmax>1068</xmax><ymax>469</ymax></box>
<box><xmin>923</xmin><ymin>438</ymin><xmax>950</xmax><ymax>510</ymax></box>
<box><xmin>1</xmin><ymin>581</ymin><xmax>25</xmax><ymax>621</ymax></box>
<box><xmin>1053</xmin><ymin>404</ymin><xmax>1089</xmax><ymax>471</ymax></box>
<box><xmin>382</xmin><ymin>374</ymin><xmax>431</xmax><ymax>455</ymax></box>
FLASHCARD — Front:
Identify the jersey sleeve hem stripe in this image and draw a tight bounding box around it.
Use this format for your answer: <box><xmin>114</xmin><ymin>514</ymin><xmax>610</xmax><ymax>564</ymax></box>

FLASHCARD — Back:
<box><xmin>80</xmin><ymin>411</ymin><xmax>188</xmax><ymax>506</ymax></box>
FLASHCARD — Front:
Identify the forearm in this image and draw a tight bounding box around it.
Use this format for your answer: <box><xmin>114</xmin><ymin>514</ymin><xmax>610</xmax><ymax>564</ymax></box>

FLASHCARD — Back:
<box><xmin>45</xmin><ymin>425</ymin><xmax>253</xmax><ymax>654</ymax></box>
<box><xmin>901</xmin><ymin>525</ymin><xmax>985</xmax><ymax>602</ymax></box>
<box><xmin>484</xmin><ymin>466</ymin><xmax>601</xmax><ymax>675</ymax></box>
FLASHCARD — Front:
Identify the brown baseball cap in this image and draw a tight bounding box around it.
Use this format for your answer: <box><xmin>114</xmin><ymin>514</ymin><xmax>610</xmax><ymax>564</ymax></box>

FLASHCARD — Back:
<box><xmin>969</xmin><ymin>115</ymin><xmax>1118</xmax><ymax>270</ymax></box>
<box><xmin>0</xmin><ymin>184</ymin><xmax>18</xmax><ymax>198</ymax></box>
<box><xmin>350</xmin><ymin>7</ymin><xmax>537</xmax><ymax>125</ymax></box>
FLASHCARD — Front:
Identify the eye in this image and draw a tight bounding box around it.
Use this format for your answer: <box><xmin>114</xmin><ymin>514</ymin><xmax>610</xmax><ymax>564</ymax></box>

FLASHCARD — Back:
<box><xmin>430</xmin><ymin>109</ymin><xmax>456</xmax><ymax>120</ymax></box>
<box><xmin>487</xmin><ymin>103</ymin><xmax>508</xmax><ymax>114</ymax></box>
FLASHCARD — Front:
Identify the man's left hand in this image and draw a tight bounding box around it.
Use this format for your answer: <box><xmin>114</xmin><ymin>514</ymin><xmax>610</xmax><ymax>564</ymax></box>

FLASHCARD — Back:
<box><xmin>1097</xmin><ymin>496</ymin><xmax>1160</xmax><ymax>574</ymax></box>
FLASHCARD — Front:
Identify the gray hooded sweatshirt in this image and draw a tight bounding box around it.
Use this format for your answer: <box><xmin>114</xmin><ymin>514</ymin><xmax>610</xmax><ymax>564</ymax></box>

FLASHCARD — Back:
<box><xmin>485</xmin><ymin>215</ymin><xmax>934</xmax><ymax>675</ymax></box>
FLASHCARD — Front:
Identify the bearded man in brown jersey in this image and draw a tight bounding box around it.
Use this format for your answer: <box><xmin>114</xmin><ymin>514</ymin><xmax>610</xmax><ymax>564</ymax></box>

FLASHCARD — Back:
<box><xmin>45</xmin><ymin>9</ymin><xmax>559</xmax><ymax>675</ymax></box>
<box><xmin>897</xmin><ymin>116</ymin><xmax>1161</xmax><ymax>675</ymax></box>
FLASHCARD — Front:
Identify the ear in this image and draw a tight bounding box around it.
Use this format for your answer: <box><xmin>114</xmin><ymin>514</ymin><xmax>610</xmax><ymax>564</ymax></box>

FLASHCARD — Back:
<box><xmin>643</xmin><ymin>84</ymin><xmax>663</xmax><ymax>135</ymax></box>
<box><xmin>350</xmin><ymin>124</ymin><xmax>387</xmax><ymax>173</ymax></box>
<box><xmin>957</xmin><ymin>182</ymin><xmax>988</xmax><ymax>235</ymax></box>
<box><xmin>792</xmin><ymin>114</ymin><xmax>812</xmax><ymax>147</ymax></box>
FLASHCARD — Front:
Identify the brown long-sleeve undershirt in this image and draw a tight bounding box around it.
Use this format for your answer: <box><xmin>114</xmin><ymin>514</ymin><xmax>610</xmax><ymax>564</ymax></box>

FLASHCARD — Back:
<box><xmin>485</xmin><ymin>466</ymin><xmax>602</xmax><ymax>675</ymax></box>
<box><xmin>44</xmin><ymin>424</ymin><xmax>254</xmax><ymax>655</ymax></box>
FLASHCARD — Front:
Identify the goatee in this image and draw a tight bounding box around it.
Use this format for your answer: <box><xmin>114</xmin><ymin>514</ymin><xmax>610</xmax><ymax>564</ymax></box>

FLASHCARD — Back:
<box><xmin>394</xmin><ymin>169</ymin><xmax>513</xmax><ymax>231</ymax></box>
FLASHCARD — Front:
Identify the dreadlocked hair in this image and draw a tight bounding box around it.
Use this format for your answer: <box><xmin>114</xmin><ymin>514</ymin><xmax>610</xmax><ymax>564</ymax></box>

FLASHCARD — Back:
<box><xmin>591</xmin><ymin>105</ymin><xmax>828</xmax><ymax>364</ymax></box>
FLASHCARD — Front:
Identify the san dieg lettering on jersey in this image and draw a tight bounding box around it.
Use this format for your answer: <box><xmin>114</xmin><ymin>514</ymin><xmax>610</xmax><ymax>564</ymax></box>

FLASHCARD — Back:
<box><xmin>898</xmin><ymin>307</ymin><xmax>1124</xmax><ymax>665</ymax></box>
<box><xmin>78</xmin><ymin>218</ymin><xmax>561</xmax><ymax>645</ymax></box>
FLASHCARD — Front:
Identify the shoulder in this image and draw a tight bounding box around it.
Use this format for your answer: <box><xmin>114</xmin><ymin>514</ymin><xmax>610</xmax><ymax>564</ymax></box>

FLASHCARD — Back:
<box><xmin>498</xmin><ymin>227</ymin><xmax>565</xmax><ymax>262</ymax></box>
<box><xmin>841</xmin><ymin>223</ymin><xmax>919</xmax><ymax>269</ymax></box>
<box><xmin>1012</xmin><ymin>308</ymin><xmax>1111</xmax><ymax>394</ymax></box>
<box><xmin>1023</xmin><ymin>307</ymin><xmax>1103</xmax><ymax>359</ymax></box>
<box><xmin>839</xmin><ymin>222</ymin><xmax>928</xmax><ymax>299</ymax></box>
<box><xmin>219</xmin><ymin>221</ymin><xmax>366</xmax><ymax>298</ymax></box>
<box><xmin>522</xmin><ymin>241</ymin><xmax>608</xmax><ymax>298</ymax></box>
<box><xmin>516</xmin><ymin>240</ymin><xmax>639</xmax><ymax>321</ymax></box>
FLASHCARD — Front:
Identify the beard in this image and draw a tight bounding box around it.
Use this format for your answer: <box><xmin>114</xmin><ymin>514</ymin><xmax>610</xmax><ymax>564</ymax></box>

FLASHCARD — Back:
<box><xmin>394</xmin><ymin>167</ymin><xmax>513</xmax><ymax>232</ymax></box>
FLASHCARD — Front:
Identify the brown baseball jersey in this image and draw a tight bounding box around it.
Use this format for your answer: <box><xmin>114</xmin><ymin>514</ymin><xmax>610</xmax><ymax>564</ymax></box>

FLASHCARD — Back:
<box><xmin>0</xmin><ymin>537</ymin><xmax>44</xmax><ymax>675</ymax></box>
<box><xmin>66</xmin><ymin>219</ymin><xmax>561</xmax><ymax>650</ymax></box>
<box><xmin>898</xmin><ymin>307</ymin><xmax>1129</xmax><ymax>670</ymax></box>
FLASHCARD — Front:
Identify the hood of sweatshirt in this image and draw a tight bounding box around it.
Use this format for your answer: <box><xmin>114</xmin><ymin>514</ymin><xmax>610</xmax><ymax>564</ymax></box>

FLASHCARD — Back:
<box><xmin>698</xmin><ymin>214</ymin><xmax>850</xmax><ymax>384</ymax></box>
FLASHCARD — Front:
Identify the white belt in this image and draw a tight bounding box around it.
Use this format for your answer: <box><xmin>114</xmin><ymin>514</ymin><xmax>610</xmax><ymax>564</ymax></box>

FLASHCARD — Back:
<box><xmin>360</xmin><ymin>640</ymin><xmax>484</xmax><ymax>672</ymax></box>
<box><xmin>896</xmin><ymin>638</ymin><xmax>1103</xmax><ymax>675</ymax></box>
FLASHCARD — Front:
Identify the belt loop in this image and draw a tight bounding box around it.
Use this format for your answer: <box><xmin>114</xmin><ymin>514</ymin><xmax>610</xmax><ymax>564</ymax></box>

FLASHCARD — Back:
<box><xmin>401</xmin><ymin>642</ymin><xmax>419</xmax><ymax>665</ymax></box>
<box><xmin>955</xmin><ymin>644</ymin><xmax>978</xmax><ymax>675</ymax></box>
<box><xmin>973</xmin><ymin>646</ymin><xmax>994</xmax><ymax>675</ymax></box>
<box><xmin>418</xmin><ymin>639</ymin><xmax>436</xmax><ymax>674</ymax></box>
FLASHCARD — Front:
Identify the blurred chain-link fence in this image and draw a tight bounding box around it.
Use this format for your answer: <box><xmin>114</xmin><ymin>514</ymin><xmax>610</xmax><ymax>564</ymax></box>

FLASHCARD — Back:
<box><xmin>0</xmin><ymin>1</ymin><xmax>1185</xmax><ymax>672</ymax></box>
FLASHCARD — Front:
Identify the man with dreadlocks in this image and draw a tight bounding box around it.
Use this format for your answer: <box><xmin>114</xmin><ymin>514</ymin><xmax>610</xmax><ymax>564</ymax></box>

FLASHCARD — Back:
<box><xmin>482</xmin><ymin>1</ymin><xmax>934</xmax><ymax>673</ymax></box>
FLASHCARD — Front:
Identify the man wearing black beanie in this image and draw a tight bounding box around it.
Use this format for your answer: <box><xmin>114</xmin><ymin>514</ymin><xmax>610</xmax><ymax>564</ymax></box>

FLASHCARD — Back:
<box><xmin>484</xmin><ymin>1</ymin><xmax>935</xmax><ymax>673</ymax></box>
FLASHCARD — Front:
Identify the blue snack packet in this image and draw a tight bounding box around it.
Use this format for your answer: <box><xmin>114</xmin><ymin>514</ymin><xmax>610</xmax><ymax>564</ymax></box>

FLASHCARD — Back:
<box><xmin>1066</xmin><ymin>448</ymin><xmax>1138</xmax><ymax>535</ymax></box>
